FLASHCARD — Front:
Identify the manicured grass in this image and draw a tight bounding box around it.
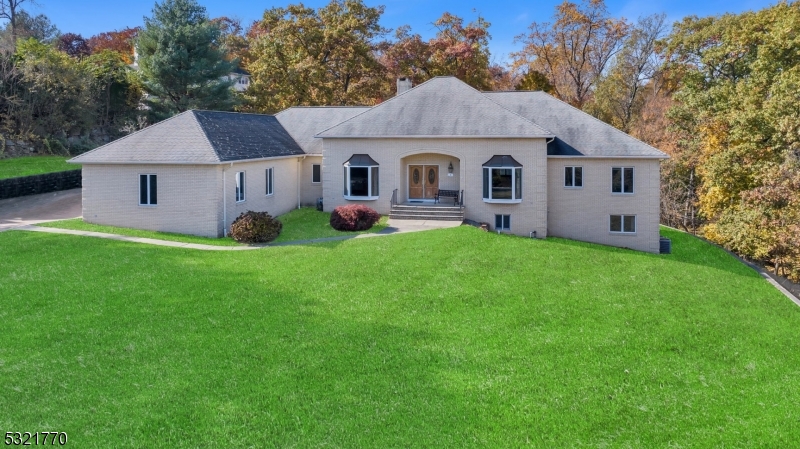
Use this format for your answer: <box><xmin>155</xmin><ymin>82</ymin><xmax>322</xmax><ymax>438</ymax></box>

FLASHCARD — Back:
<box><xmin>37</xmin><ymin>218</ymin><xmax>241</xmax><ymax>246</ymax></box>
<box><xmin>1</xmin><ymin>227</ymin><xmax>799</xmax><ymax>447</ymax></box>
<box><xmin>0</xmin><ymin>156</ymin><xmax>77</xmax><ymax>179</ymax></box>
<box><xmin>38</xmin><ymin>208</ymin><xmax>387</xmax><ymax>246</ymax></box>
<box><xmin>273</xmin><ymin>207</ymin><xmax>389</xmax><ymax>243</ymax></box>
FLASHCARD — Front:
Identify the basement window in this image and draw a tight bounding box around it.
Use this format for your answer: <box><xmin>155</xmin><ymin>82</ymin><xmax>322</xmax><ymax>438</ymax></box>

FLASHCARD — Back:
<box><xmin>610</xmin><ymin>215</ymin><xmax>636</xmax><ymax>234</ymax></box>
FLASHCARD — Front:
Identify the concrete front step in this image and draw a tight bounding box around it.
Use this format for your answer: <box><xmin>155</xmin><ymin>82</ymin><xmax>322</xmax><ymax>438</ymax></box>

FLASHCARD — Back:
<box><xmin>391</xmin><ymin>205</ymin><xmax>461</xmax><ymax>212</ymax></box>
<box><xmin>389</xmin><ymin>214</ymin><xmax>464</xmax><ymax>221</ymax></box>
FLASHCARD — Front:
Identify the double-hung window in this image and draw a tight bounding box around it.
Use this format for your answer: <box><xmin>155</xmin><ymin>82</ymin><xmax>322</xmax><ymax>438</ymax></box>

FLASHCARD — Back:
<box><xmin>235</xmin><ymin>171</ymin><xmax>246</xmax><ymax>202</ymax></box>
<box><xmin>139</xmin><ymin>174</ymin><xmax>157</xmax><ymax>205</ymax></box>
<box><xmin>312</xmin><ymin>164</ymin><xmax>321</xmax><ymax>183</ymax></box>
<box><xmin>610</xmin><ymin>215</ymin><xmax>636</xmax><ymax>233</ymax></box>
<box><xmin>265</xmin><ymin>168</ymin><xmax>274</xmax><ymax>196</ymax></box>
<box><xmin>343</xmin><ymin>154</ymin><xmax>379</xmax><ymax>200</ymax></box>
<box><xmin>565</xmin><ymin>166</ymin><xmax>582</xmax><ymax>188</ymax></box>
<box><xmin>612</xmin><ymin>167</ymin><xmax>634</xmax><ymax>193</ymax></box>
<box><xmin>482</xmin><ymin>155</ymin><xmax>522</xmax><ymax>203</ymax></box>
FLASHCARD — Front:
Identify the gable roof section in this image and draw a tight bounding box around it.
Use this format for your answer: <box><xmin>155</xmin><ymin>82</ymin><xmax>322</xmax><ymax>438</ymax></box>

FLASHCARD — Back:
<box><xmin>317</xmin><ymin>77</ymin><xmax>553</xmax><ymax>139</ymax></box>
<box><xmin>484</xmin><ymin>91</ymin><xmax>668</xmax><ymax>158</ymax></box>
<box><xmin>276</xmin><ymin>106</ymin><xmax>370</xmax><ymax>154</ymax></box>
<box><xmin>70</xmin><ymin>110</ymin><xmax>304</xmax><ymax>164</ymax></box>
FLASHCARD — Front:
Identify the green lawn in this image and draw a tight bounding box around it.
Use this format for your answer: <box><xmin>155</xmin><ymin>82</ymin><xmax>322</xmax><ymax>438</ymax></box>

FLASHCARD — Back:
<box><xmin>38</xmin><ymin>218</ymin><xmax>242</xmax><ymax>246</ymax></box>
<box><xmin>0</xmin><ymin>156</ymin><xmax>78</xmax><ymax>179</ymax></box>
<box><xmin>38</xmin><ymin>208</ymin><xmax>387</xmax><ymax>246</ymax></box>
<box><xmin>273</xmin><ymin>207</ymin><xmax>389</xmax><ymax>243</ymax></box>
<box><xmin>1</xmin><ymin>227</ymin><xmax>799</xmax><ymax>447</ymax></box>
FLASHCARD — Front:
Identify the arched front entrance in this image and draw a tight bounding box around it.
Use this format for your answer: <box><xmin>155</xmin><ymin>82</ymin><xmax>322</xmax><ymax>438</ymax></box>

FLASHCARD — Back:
<box><xmin>399</xmin><ymin>152</ymin><xmax>461</xmax><ymax>204</ymax></box>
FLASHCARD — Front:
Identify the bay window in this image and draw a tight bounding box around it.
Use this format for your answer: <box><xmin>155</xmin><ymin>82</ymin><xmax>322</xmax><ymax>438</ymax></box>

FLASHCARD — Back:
<box><xmin>343</xmin><ymin>154</ymin><xmax>379</xmax><ymax>200</ymax></box>
<box><xmin>482</xmin><ymin>155</ymin><xmax>522</xmax><ymax>203</ymax></box>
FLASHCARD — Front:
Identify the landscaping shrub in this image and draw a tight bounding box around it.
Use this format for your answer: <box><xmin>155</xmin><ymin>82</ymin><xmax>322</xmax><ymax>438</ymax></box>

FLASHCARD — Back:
<box><xmin>229</xmin><ymin>211</ymin><xmax>282</xmax><ymax>243</ymax></box>
<box><xmin>330</xmin><ymin>204</ymin><xmax>381</xmax><ymax>231</ymax></box>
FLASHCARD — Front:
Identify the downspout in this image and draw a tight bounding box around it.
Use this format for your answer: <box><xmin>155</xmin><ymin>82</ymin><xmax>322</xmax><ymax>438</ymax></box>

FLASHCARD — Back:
<box><xmin>222</xmin><ymin>167</ymin><xmax>227</xmax><ymax>236</ymax></box>
<box><xmin>297</xmin><ymin>156</ymin><xmax>306</xmax><ymax>209</ymax></box>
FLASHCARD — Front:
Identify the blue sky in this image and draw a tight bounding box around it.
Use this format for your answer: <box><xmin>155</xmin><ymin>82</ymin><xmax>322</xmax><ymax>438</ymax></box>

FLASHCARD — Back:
<box><xmin>20</xmin><ymin>0</ymin><xmax>780</xmax><ymax>63</ymax></box>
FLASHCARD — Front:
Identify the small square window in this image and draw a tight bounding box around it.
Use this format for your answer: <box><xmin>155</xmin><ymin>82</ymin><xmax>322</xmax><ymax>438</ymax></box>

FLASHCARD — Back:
<box><xmin>495</xmin><ymin>214</ymin><xmax>511</xmax><ymax>231</ymax></box>
<box><xmin>565</xmin><ymin>166</ymin><xmax>582</xmax><ymax>188</ymax></box>
<box><xmin>312</xmin><ymin>164</ymin><xmax>321</xmax><ymax>183</ymax></box>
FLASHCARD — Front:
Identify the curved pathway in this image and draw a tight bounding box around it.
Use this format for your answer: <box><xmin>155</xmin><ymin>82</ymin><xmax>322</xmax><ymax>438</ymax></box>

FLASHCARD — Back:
<box><xmin>13</xmin><ymin>218</ymin><xmax>462</xmax><ymax>250</ymax></box>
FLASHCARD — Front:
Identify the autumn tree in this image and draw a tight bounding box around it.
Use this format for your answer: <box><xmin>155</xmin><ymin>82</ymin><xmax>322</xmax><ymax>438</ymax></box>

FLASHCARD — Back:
<box><xmin>87</xmin><ymin>27</ymin><xmax>139</xmax><ymax>64</ymax></box>
<box><xmin>588</xmin><ymin>13</ymin><xmax>668</xmax><ymax>132</ymax></box>
<box><xmin>137</xmin><ymin>0</ymin><xmax>238</xmax><ymax>117</ymax></box>
<box><xmin>666</xmin><ymin>2</ymin><xmax>800</xmax><ymax>275</ymax></box>
<box><xmin>57</xmin><ymin>32</ymin><xmax>90</xmax><ymax>58</ymax></box>
<box><xmin>513</xmin><ymin>0</ymin><xmax>628</xmax><ymax>108</ymax></box>
<box><xmin>515</xmin><ymin>69</ymin><xmax>554</xmax><ymax>92</ymax></box>
<box><xmin>243</xmin><ymin>0</ymin><xmax>386</xmax><ymax>112</ymax></box>
<box><xmin>0</xmin><ymin>9</ymin><xmax>58</xmax><ymax>52</ymax></box>
<box><xmin>0</xmin><ymin>0</ymin><xmax>35</xmax><ymax>48</ymax></box>
<box><xmin>379</xmin><ymin>12</ymin><xmax>494</xmax><ymax>91</ymax></box>
<box><xmin>211</xmin><ymin>16</ymin><xmax>247</xmax><ymax>63</ymax></box>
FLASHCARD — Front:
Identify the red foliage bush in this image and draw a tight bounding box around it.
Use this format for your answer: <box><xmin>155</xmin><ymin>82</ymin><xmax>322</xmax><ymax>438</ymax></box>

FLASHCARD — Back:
<box><xmin>229</xmin><ymin>210</ymin><xmax>282</xmax><ymax>243</ymax></box>
<box><xmin>330</xmin><ymin>205</ymin><xmax>381</xmax><ymax>231</ymax></box>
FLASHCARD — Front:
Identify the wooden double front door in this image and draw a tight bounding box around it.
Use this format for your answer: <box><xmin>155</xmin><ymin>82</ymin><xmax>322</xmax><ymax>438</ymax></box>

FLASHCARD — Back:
<box><xmin>408</xmin><ymin>165</ymin><xmax>439</xmax><ymax>200</ymax></box>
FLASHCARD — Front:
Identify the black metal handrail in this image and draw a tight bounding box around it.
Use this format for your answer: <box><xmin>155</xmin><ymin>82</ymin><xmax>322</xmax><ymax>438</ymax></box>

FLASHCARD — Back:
<box><xmin>459</xmin><ymin>189</ymin><xmax>464</xmax><ymax>208</ymax></box>
<box><xmin>390</xmin><ymin>188</ymin><xmax>398</xmax><ymax>208</ymax></box>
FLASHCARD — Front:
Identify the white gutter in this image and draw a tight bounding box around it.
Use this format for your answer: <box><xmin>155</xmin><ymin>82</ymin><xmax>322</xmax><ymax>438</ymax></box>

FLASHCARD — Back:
<box><xmin>72</xmin><ymin>153</ymin><xmax>306</xmax><ymax>166</ymax></box>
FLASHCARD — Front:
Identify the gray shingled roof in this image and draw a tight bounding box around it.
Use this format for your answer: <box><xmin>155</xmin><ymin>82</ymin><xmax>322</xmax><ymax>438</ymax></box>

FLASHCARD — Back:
<box><xmin>485</xmin><ymin>91</ymin><xmax>668</xmax><ymax>158</ymax></box>
<box><xmin>70</xmin><ymin>110</ymin><xmax>304</xmax><ymax>164</ymax></box>
<box><xmin>316</xmin><ymin>77</ymin><xmax>553</xmax><ymax>138</ymax></box>
<box><xmin>276</xmin><ymin>106</ymin><xmax>369</xmax><ymax>154</ymax></box>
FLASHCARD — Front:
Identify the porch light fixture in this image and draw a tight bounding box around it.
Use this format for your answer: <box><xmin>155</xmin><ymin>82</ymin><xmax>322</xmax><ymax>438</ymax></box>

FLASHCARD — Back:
<box><xmin>448</xmin><ymin>162</ymin><xmax>454</xmax><ymax>174</ymax></box>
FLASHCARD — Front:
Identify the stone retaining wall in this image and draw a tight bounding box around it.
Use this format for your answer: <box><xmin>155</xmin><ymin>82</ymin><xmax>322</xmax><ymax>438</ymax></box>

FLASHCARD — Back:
<box><xmin>0</xmin><ymin>169</ymin><xmax>82</xmax><ymax>200</ymax></box>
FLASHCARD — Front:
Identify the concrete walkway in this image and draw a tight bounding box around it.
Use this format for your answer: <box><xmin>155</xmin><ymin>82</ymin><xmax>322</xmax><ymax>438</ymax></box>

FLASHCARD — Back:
<box><xmin>0</xmin><ymin>188</ymin><xmax>82</xmax><ymax>231</ymax></box>
<box><xmin>13</xmin><ymin>218</ymin><xmax>463</xmax><ymax>250</ymax></box>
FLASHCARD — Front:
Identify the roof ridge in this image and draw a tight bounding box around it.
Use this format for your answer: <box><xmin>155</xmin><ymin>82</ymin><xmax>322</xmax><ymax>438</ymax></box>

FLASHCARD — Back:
<box><xmin>479</xmin><ymin>91</ymin><xmax>554</xmax><ymax>136</ymax></box>
<box><xmin>316</xmin><ymin>77</ymin><xmax>553</xmax><ymax>138</ymax></box>
<box><xmin>69</xmin><ymin>110</ymin><xmax>203</xmax><ymax>163</ymax></box>
<box><xmin>312</xmin><ymin>77</ymin><xmax>447</xmax><ymax>136</ymax></box>
<box><xmin>192</xmin><ymin>109</ymin><xmax>275</xmax><ymax>118</ymax></box>
<box><xmin>189</xmin><ymin>111</ymin><xmax>223</xmax><ymax>163</ymax></box>
<box><xmin>527</xmin><ymin>91</ymin><xmax>666</xmax><ymax>156</ymax></box>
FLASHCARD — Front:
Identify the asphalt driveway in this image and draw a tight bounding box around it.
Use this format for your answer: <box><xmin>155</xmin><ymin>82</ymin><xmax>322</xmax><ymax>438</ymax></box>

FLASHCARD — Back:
<box><xmin>0</xmin><ymin>188</ymin><xmax>82</xmax><ymax>231</ymax></box>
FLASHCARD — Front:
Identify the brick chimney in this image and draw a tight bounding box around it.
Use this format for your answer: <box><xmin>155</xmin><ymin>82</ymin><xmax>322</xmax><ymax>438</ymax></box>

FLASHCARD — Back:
<box><xmin>396</xmin><ymin>77</ymin><xmax>413</xmax><ymax>95</ymax></box>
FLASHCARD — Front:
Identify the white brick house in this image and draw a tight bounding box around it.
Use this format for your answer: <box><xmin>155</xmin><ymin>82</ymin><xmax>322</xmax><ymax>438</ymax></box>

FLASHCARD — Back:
<box><xmin>70</xmin><ymin>77</ymin><xmax>668</xmax><ymax>252</ymax></box>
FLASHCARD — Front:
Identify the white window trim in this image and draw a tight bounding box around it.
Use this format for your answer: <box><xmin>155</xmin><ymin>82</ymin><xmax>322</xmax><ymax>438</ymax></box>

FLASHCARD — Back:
<box><xmin>564</xmin><ymin>166</ymin><xmax>583</xmax><ymax>189</ymax></box>
<box><xmin>609</xmin><ymin>214</ymin><xmax>637</xmax><ymax>234</ymax></box>
<box><xmin>235</xmin><ymin>171</ymin><xmax>246</xmax><ymax>203</ymax></box>
<box><xmin>311</xmin><ymin>164</ymin><xmax>321</xmax><ymax>184</ymax></box>
<box><xmin>611</xmin><ymin>167</ymin><xmax>635</xmax><ymax>195</ymax></box>
<box><xmin>266</xmin><ymin>167</ymin><xmax>274</xmax><ymax>196</ymax></box>
<box><xmin>343</xmin><ymin>165</ymin><xmax>379</xmax><ymax>201</ymax></box>
<box><xmin>483</xmin><ymin>166</ymin><xmax>522</xmax><ymax>203</ymax></box>
<box><xmin>495</xmin><ymin>214</ymin><xmax>511</xmax><ymax>231</ymax></box>
<box><xmin>138</xmin><ymin>173</ymin><xmax>157</xmax><ymax>206</ymax></box>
